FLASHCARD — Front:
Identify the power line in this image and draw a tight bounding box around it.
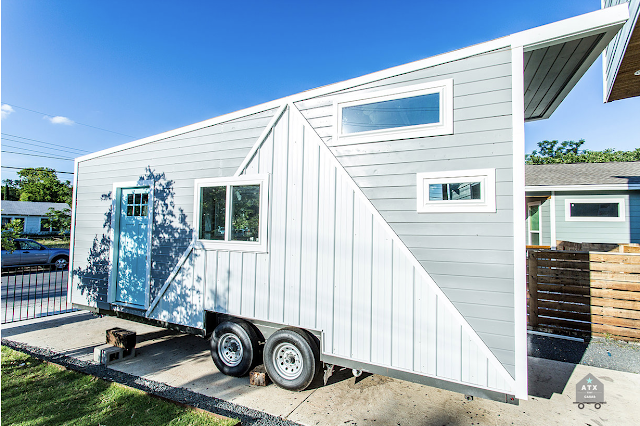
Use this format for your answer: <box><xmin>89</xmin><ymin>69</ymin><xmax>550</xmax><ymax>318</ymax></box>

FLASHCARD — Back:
<box><xmin>1</xmin><ymin>133</ymin><xmax>91</xmax><ymax>153</ymax></box>
<box><xmin>2</xmin><ymin>138</ymin><xmax>85</xmax><ymax>156</ymax></box>
<box><xmin>1</xmin><ymin>150</ymin><xmax>75</xmax><ymax>161</ymax></box>
<box><xmin>1</xmin><ymin>165</ymin><xmax>74</xmax><ymax>174</ymax></box>
<box><xmin>1</xmin><ymin>103</ymin><xmax>135</xmax><ymax>138</ymax></box>
<box><xmin>1</xmin><ymin>143</ymin><xmax>81</xmax><ymax>158</ymax></box>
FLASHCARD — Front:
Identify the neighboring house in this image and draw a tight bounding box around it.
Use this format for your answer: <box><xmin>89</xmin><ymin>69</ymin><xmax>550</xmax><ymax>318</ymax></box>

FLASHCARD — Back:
<box><xmin>603</xmin><ymin>0</ymin><xmax>640</xmax><ymax>102</ymax></box>
<box><xmin>1</xmin><ymin>201</ymin><xmax>70</xmax><ymax>235</ymax></box>
<box><xmin>525</xmin><ymin>162</ymin><xmax>640</xmax><ymax>247</ymax></box>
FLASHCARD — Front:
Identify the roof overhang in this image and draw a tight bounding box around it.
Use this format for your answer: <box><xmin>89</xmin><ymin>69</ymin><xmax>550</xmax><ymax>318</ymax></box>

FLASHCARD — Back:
<box><xmin>603</xmin><ymin>0</ymin><xmax>640</xmax><ymax>102</ymax></box>
<box><xmin>513</xmin><ymin>4</ymin><xmax>629</xmax><ymax>120</ymax></box>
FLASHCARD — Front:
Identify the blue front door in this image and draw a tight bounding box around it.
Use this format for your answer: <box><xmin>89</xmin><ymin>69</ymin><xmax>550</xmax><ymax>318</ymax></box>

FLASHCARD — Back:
<box><xmin>116</xmin><ymin>187</ymin><xmax>150</xmax><ymax>306</ymax></box>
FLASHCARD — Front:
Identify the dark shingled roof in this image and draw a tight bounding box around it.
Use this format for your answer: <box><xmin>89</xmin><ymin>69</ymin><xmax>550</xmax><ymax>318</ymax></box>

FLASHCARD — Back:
<box><xmin>525</xmin><ymin>162</ymin><xmax>640</xmax><ymax>187</ymax></box>
<box><xmin>1</xmin><ymin>201</ymin><xmax>69</xmax><ymax>216</ymax></box>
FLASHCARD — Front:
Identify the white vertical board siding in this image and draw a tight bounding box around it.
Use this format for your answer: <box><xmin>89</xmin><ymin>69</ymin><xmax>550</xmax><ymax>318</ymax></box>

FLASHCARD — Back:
<box><xmin>296</xmin><ymin>48</ymin><xmax>517</xmax><ymax>376</ymax></box>
<box><xmin>197</xmin><ymin>105</ymin><xmax>515</xmax><ymax>395</ymax></box>
<box><xmin>147</xmin><ymin>248</ymin><xmax>204</xmax><ymax>329</ymax></box>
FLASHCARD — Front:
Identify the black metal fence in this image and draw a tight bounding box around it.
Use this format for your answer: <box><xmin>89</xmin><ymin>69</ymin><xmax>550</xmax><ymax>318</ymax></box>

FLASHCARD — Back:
<box><xmin>1</xmin><ymin>264</ymin><xmax>76</xmax><ymax>324</ymax></box>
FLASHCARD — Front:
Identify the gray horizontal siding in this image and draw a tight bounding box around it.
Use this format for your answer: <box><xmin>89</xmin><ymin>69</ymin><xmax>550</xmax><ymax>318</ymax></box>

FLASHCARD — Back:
<box><xmin>296</xmin><ymin>48</ymin><xmax>515</xmax><ymax>374</ymax></box>
<box><xmin>71</xmin><ymin>108</ymin><xmax>277</xmax><ymax>307</ymax></box>
<box><xmin>554</xmin><ymin>191</ymin><xmax>633</xmax><ymax>245</ymax></box>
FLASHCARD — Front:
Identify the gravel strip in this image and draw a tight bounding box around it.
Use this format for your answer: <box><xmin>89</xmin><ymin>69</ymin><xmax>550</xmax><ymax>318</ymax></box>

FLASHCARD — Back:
<box><xmin>2</xmin><ymin>338</ymin><xmax>302</xmax><ymax>426</ymax></box>
<box><xmin>527</xmin><ymin>334</ymin><xmax>640</xmax><ymax>374</ymax></box>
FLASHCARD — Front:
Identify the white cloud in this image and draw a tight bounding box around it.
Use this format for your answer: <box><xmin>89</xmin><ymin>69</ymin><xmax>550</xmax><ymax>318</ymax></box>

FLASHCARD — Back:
<box><xmin>1</xmin><ymin>104</ymin><xmax>14</xmax><ymax>120</ymax></box>
<box><xmin>44</xmin><ymin>115</ymin><xmax>74</xmax><ymax>125</ymax></box>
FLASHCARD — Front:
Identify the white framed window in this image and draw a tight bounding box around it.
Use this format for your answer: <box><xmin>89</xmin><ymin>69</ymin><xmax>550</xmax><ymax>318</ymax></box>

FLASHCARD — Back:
<box><xmin>527</xmin><ymin>202</ymin><xmax>542</xmax><ymax>245</ymax></box>
<box><xmin>416</xmin><ymin>168</ymin><xmax>496</xmax><ymax>213</ymax></box>
<box><xmin>334</xmin><ymin>79</ymin><xmax>453</xmax><ymax>144</ymax></box>
<box><xmin>193</xmin><ymin>174</ymin><xmax>269</xmax><ymax>252</ymax></box>
<box><xmin>564</xmin><ymin>198</ymin><xmax>625</xmax><ymax>222</ymax></box>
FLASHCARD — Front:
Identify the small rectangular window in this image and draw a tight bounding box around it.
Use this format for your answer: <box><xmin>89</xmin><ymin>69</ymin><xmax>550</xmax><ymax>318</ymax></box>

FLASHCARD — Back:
<box><xmin>565</xmin><ymin>198</ymin><xmax>625</xmax><ymax>222</ymax></box>
<box><xmin>341</xmin><ymin>93</ymin><xmax>440</xmax><ymax>134</ymax></box>
<box><xmin>194</xmin><ymin>175</ymin><xmax>268</xmax><ymax>252</ymax></box>
<box><xmin>335</xmin><ymin>79</ymin><xmax>453</xmax><ymax>144</ymax></box>
<box><xmin>417</xmin><ymin>169</ymin><xmax>496</xmax><ymax>213</ymax></box>
<box><xmin>570</xmin><ymin>202</ymin><xmax>618</xmax><ymax>217</ymax></box>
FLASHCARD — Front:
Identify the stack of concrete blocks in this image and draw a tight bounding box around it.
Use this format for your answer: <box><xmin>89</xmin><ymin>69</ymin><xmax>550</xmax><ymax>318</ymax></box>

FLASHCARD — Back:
<box><xmin>93</xmin><ymin>327</ymin><xmax>137</xmax><ymax>365</ymax></box>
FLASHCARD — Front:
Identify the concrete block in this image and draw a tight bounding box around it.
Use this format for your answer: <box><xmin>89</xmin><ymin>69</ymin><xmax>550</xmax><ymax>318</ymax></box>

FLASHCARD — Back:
<box><xmin>250</xmin><ymin>364</ymin><xmax>270</xmax><ymax>386</ymax></box>
<box><xmin>106</xmin><ymin>327</ymin><xmax>136</xmax><ymax>356</ymax></box>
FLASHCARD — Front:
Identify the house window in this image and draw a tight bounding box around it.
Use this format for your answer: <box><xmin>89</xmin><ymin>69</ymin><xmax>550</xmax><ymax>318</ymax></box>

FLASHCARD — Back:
<box><xmin>194</xmin><ymin>175</ymin><xmax>268</xmax><ymax>252</ymax></box>
<box><xmin>335</xmin><ymin>79</ymin><xmax>453</xmax><ymax>143</ymax></box>
<box><xmin>416</xmin><ymin>169</ymin><xmax>496</xmax><ymax>213</ymax></box>
<box><xmin>528</xmin><ymin>202</ymin><xmax>541</xmax><ymax>245</ymax></box>
<box><xmin>565</xmin><ymin>198</ymin><xmax>625</xmax><ymax>222</ymax></box>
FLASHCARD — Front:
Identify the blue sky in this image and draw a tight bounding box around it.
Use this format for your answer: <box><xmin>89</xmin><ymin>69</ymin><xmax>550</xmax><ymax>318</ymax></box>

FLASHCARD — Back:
<box><xmin>2</xmin><ymin>0</ymin><xmax>638</xmax><ymax>183</ymax></box>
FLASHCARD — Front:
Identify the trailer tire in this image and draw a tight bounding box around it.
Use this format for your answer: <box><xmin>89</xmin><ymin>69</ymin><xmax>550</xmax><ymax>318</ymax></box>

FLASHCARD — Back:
<box><xmin>264</xmin><ymin>327</ymin><xmax>319</xmax><ymax>391</ymax></box>
<box><xmin>210</xmin><ymin>320</ymin><xmax>258</xmax><ymax>377</ymax></box>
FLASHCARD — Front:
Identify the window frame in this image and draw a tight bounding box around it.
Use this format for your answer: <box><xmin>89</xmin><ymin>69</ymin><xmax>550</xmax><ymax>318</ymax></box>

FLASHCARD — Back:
<box><xmin>334</xmin><ymin>79</ymin><xmax>454</xmax><ymax>144</ymax></box>
<box><xmin>564</xmin><ymin>198</ymin><xmax>625</xmax><ymax>222</ymax></box>
<box><xmin>416</xmin><ymin>168</ymin><xmax>496</xmax><ymax>213</ymax></box>
<box><xmin>193</xmin><ymin>174</ymin><xmax>269</xmax><ymax>252</ymax></box>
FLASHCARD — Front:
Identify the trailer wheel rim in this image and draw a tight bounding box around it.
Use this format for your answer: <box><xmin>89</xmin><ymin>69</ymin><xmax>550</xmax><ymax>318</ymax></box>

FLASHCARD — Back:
<box><xmin>273</xmin><ymin>342</ymin><xmax>303</xmax><ymax>380</ymax></box>
<box><xmin>218</xmin><ymin>333</ymin><xmax>243</xmax><ymax>367</ymax></box>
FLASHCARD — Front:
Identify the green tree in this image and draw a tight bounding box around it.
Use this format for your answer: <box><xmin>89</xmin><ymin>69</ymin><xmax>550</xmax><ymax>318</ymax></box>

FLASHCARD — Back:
<box><xmin>526</xmin><ymin>140</ymin><xmax>640</xmax><ymax>164</ymax></box>
<box><xmin>1</xmin><ymin>219</ymin><xmax>24</xmax><ymax>252</ymax></box>
<box><xmin>1</xmin><ymin>168</ymin><xmax>72</xmax><ymax>204</ymax></box>
<box><xmin>46</xmin><ymin>206</ymin><xmax>72</xmax><ymax>235</ymax></box>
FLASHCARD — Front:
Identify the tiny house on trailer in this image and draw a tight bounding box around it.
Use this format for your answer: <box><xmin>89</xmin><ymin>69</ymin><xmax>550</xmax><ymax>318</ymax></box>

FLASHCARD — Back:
<box><xmin>68</xmin><ymin>7</ymin><xmax>628</xmax><ymax>403</ymax></box>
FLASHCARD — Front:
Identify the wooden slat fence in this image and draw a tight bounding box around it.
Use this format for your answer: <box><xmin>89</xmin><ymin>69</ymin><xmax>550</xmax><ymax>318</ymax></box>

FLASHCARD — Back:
<box><xmin>527</xmin><ymin>249</ymin><xmax>640</xmax><ymax>341</ymax></box>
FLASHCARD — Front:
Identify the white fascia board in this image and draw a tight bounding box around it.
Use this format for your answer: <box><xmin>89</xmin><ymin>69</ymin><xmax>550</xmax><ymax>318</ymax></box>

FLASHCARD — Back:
<box><xmin>510</xmin><ymin>3</ymin><xmax>629</xmax><ymax>50</ymax></box>
<box><xmin>76</xmin><ymin>6</ymin><xmax>628</xmax><ymax>163</ymax></box>
<box><xmin>525</xmin><ymin>184</ymin><xmax>639</xmax><ymax>192</ymax></box>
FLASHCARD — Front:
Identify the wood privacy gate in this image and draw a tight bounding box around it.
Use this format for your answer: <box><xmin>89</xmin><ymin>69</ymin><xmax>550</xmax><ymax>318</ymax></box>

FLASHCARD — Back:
<box><xmin>527</xmin><ymin>250</ymin><xmax>640</xmax><ymax>341</ymax></box>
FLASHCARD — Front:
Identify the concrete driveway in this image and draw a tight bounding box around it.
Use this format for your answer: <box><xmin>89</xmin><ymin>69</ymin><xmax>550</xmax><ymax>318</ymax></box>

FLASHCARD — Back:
<box><xmin>2</xmin><ymin>311</ymin><xmax>638</xmax><ymax>425</ymax></box>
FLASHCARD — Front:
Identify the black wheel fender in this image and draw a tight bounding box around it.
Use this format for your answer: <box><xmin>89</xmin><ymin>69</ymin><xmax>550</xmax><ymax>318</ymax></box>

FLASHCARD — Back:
<box><xmin>263</xmin><ymin>327</ymin><xmax>320</xmax><ymax>391</ymax></box>
<box><xmin>210</xmin><ymin>320</ymin><xmax>259</xmax><ymax>377</ymax></box>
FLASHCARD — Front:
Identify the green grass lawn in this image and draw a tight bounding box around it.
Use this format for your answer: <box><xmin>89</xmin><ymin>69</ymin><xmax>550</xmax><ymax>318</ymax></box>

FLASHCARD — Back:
<box><xmin>1</xmin><ymin>346</ymin><xmax>238</xmax><ymax>426</ymax></box>
<box><xmin>31</xmin><ymin>236</ymin><xmax>70</xmax><ymax>249</ymax></box>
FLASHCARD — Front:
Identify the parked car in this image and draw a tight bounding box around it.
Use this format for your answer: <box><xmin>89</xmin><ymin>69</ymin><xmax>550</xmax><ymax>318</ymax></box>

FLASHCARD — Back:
<box><xmin>1</xmin><ymin>238</ymin><xmax>69</xmax><ymax>269</ymax></box>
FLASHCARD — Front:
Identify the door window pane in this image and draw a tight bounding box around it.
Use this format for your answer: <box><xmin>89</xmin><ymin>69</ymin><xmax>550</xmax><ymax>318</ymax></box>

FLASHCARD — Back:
<box><xmin>570</xmin><ymin>202</ymin><xmax>619</xmax><ymax>218</ymax></box>
<box><xmin>342</xmin><ymin>93</ymin><xmax>440</xmax><ymax>134</ymax></box>
<box><xmin>200</xmin><ymin>186</ymin><xmax>226</xmax><ymax>240</ymax></box>
<box><xmin>231</xmin><ymin>185</ymin><xmax>260</xmax><ymax>241</ymax></box>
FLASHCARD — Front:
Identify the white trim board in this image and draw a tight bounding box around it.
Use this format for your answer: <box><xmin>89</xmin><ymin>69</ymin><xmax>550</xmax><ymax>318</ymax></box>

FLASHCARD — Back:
<box><xmin>526</xmin><ymin>184</ymin><xmax>640</xmax><ymax>192</ymax></box>
<box><xmin>511</xmin><ymin>45</ymin><xmax>528</xmax><ymax>400</ymax></box>
<box><xmin>73</xmin><ymin>6</ymin><xmax>627</xmax><ymax>163</ymax></box>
